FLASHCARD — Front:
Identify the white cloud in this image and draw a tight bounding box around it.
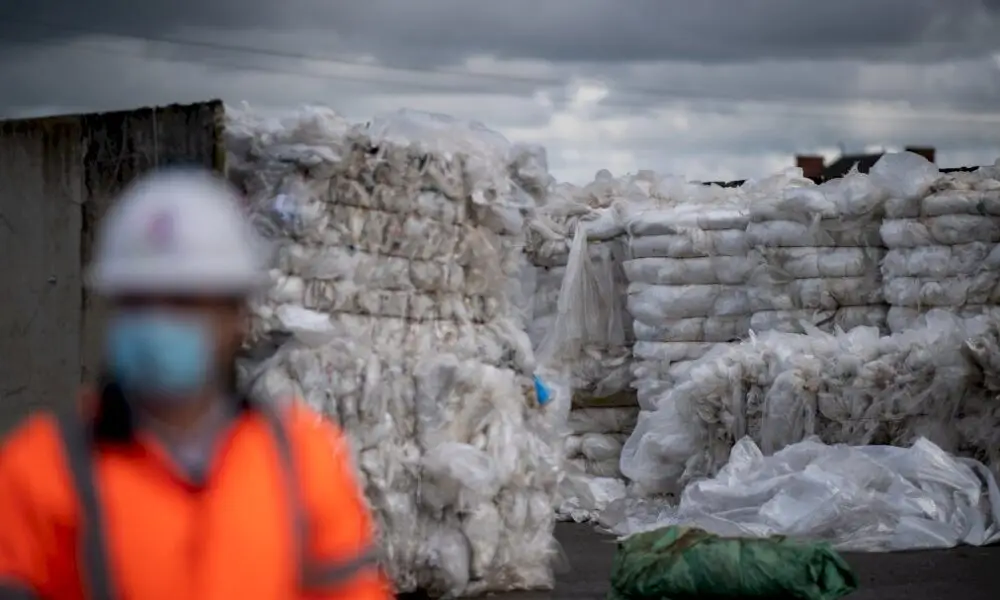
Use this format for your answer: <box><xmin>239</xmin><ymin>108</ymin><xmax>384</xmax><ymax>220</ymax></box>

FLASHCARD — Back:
<box><xmin>2</xmin><ymin>31</ymin><xmax>1000</xmax><ymax>185</ymax></box>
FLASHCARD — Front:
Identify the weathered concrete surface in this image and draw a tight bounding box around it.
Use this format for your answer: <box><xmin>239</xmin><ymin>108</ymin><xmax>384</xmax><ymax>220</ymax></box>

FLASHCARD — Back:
<box><xmin>78</xmin><ymin>101</ymin><xmax>223</xmax><ymax>384</ymax></box>
<box><xmin>0</xmin><ymin>117</ymin><xmax>83</xmax><ymax>435</ymax></box>
<box><xmin>0</xmin><ymin>101</ymin><xmax>223</xmax><ymax>434</ymax></box>
<box><xmin>496</xmin><ymin>523</ymin><xmax>1000</xmax><ymax>600</ymax></box>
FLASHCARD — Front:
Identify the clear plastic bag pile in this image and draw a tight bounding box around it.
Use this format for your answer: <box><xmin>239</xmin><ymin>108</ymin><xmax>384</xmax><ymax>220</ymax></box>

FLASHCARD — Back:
<box><xmin>621</xmin><ymin>309</ymin><xmax>1000</xmax><ymax>493</ymax></box>
<box><xmin>615</xmin><ymin>309</ymin><xmax>1000</xmax><ymax>548</ymax></box>
<box><xmin>608</xmin><ymin>435</ymin><xmax>1000</xmax><ymax>551</ymax></box>
<box><xmin>225</xmin><ymin>104</ymin><xmax>563</xmax><ymax>597</ymax></box>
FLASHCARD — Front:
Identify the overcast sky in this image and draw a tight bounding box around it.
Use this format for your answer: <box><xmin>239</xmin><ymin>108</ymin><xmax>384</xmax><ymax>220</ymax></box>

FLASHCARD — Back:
<box><xmin>2</xmin><ymin>0</ymin><xmax>1000</xmax><ymax>182</ymax></box>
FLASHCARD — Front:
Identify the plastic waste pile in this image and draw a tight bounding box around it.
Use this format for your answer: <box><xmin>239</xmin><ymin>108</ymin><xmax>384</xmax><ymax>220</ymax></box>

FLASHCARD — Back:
<box><xmin>879</xmin><ymin>155</ymin><xmax>1000</xmax><ymax>331</ymax></box>
<box><xmin>620</xmin><ymin>176</ymin><xmax>801</xmax><ymax>410</ymax></box>
<box><xmin>625</xmin><ymin>200</ymin><xmax>751</xmax><ymax>409</ymax></box>
<box><xmin>526</xmin><ymin>171</ymin><xmax>637</xmax><ymax>400</ymax></box>
<box><xmin>225</xmin><ymin>105</ymin><xmax>563</xmax><ymax>597</ymax></box>
<box><xmin>557</xmin><ymin>406</ymin><xmax>637</xmax><ymax>521</ymax></box>
<box><xmin>617</xmin><ymin>308</ymin><xmax>1000</xmax><ymax>514</ymax></box>
<box><xmin>746</xmin><ymin>167</ymin><xmax>889</xmax><ymax>334</ymax></box>
<box><xmin>528</xmin><ymin>171</ymin><xmax>672</xmax><ymax>520</ymax></box>
<box><xmin>609</xmin><ymin>435</ymin><xmax>1000</xmax><ymax>552</ymax></box>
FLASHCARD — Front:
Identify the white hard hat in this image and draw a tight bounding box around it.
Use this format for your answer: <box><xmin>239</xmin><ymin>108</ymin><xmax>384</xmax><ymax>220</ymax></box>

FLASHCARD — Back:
<box><xmin>87</xmin><ymin>168</ymin><xmax>269</xmax><ymax>296</ymax></box>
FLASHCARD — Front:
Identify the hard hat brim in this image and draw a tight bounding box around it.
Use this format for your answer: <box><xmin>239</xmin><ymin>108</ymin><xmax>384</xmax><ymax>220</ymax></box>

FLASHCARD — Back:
<box><xmin>86</xmin><ymin>259</ymin><xmax>269</xmax><ymax>298</ymax></box>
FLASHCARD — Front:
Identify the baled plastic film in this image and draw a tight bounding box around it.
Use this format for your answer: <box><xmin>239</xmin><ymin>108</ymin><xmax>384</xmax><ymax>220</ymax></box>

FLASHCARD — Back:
<box><xmin>229</xmin><ymin>106</ymin><xmax>562</xmax><ymax>597</ymax></box>
<box><xmin>609</xmin><ymin>436</ymin><xmax>1000</xmax><ymax>552</ymax></box>
<box><xmin>616</xmin><ymin>310</ymin><xmax>1000</xmax><ymax>497</ymax></box>
<box><xmin>869</xmin><ymin>150</ymin><xmax>942</xmax><ymax>202</ymax></box>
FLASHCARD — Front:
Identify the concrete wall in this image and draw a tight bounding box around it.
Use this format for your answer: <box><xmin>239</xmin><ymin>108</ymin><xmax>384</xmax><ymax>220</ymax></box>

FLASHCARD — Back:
<box><xmin>0</xmin><ymin>100</ymin><xmax>224</xmax><ymax>434</ymax></box>
<box><xmin>0</xmin><ymin>117</ymin><xmax>84</xmax><ymax>433</ymax></box>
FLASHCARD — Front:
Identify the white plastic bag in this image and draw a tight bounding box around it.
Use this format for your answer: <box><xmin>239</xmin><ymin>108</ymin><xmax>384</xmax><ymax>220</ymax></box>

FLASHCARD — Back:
<box><xmin>869</xmin><ymin>151</ymin><xmax>941</xmax><ymax>201</ymax></box>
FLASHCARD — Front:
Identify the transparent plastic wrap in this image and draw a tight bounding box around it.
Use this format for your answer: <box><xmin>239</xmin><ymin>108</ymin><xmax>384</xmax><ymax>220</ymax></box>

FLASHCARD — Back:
<box><xmin>746</xmin><ymin>220</ymin><xmax>883</xmax><ymax>248</ymax></box>
<box><xmin>633</xmin><ymin>315</ymin><xmax>751</xmax><ymax>343</ymax></box>
<box><xmin>885</xmin><ymin>189</ymin><xmax>1000</xmax><ymax>219</ymax></box>
<box><xmin>536</xmin><ymin>226</ymin><xmax>628</xmax><ymax>389</ymax></box>
<box><xmin>628</xmin><ymin>229</ymin><xmax>750</xmax><ymax>258</ymax></box>
<box><xmin>623</xmin><ymin>256</ymin><xmax>753</xmax><ymax>286</ymax></box>
<box><xmin>229</xmin><ymin>106</ymin><xmax>561</xmax><ymax>597</ymax></box>
<box><xmin>751</xmin><ymin>168</ymin><xmax>886</xmax><ymax>222</ymax></box>
<box><xmin>609</xmin><ymin>436</ymin><xmax>1000</xmax><ymax>552</ymax></box>
<box><xmin>880</xmin><ymin>215</ymin><xmax>1000</xmax><ymax>248</ymax></box>
<box><xmin>617</xmin><ymin>310</ymin><xmax>1000</xmax><ymax>497</ymax></box>
<box><xmin>628</xmin><ymin>278</ymin><xmax>883</xmax><ymax>321</ymax></box>
<box><xmin>884</xmin><ymin>272</ymin><xmax>1000</xmax><ymax>307</ymax></box>
<box><xmin>887</xmin><ymin>305</ymin><xmax>1000</xmax><ymax>333</ymax></box>
<box><xmin>363</xmin><ymin>108</ymin><xmax>536</xmax><ymax>227</ymax></box>
<box><xmin>749</xmin><ymin>247</ymin><xmax>884</xmax><ymax>281</ymax></box>
<box><xmin>881</xmin><ymin>242</ymin><xmax>1000</xmax><ymax>279</ymax></box>
<box><xmin>869</xmin><ymin>150</ymin><xmax>942</xmax><ymax>202</ymax></box>
<box><xmin>245</xmin><ymin>335</ymin><xmax>563</xmax><ymax>596</ymax></box>
<box><xmin>749</xmin><ymin>306</ymin><xmax>888</xmax><ymax>334</ymax></box>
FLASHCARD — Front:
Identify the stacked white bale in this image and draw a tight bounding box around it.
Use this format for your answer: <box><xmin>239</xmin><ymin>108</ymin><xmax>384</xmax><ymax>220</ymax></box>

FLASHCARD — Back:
<box><xmin>226</xmin><ymin>106</ymin><xmax>562</xmax><ymax>597</ymax></box>
<box><xmin>745</xmin><ymin>168</ymin><xmax>890</xmax><ymax>334</ymax></box>
<box><xmin>879</xmin><ymin>156</ymin><xmax>1000</xmax><ymax>332</ymax></box>
<box><xmin>557</xmin><ymin>406</ymin><xmax>638</xmax><ymax>522</ymax></box>
<box><xmin>525</xmin><ymin>175</ymin><xmax>637</xmax><ymax>521</ymax></box>
<box><xmin>621</xmin><ymin>183</ymin><xmax>756</xmax><ymax>409</ymax></box>
<box><xmin>530</xmin><ymin>171</ymin><xmax>709</xmax><ymax>518</ymax></box>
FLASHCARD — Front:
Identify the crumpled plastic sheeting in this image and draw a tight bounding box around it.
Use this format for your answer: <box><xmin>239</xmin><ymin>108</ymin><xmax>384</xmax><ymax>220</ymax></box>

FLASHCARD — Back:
<box><xmin>879</xmin><ymin>159</ymin><xmax>1000</xmax><ymax>330</ymax></box>
<box><xmin>524</xmin><ymin>173</ymin><xmax>637</xmax><ymax>401</ymax></box>
<box><xmin>619</xmin><ymin>309</ymin><xmax>1000</xmax><ymax>497</ymax></box>
<box><xmin>606</xmin><ymin>436</ymin><xmax>1000</xmax><ymax>552</ymax></box>
<box><xmin>247</xmin><ymin>337</ymin><xmax>563</xmax><ymax>595</ymax></box>
<box><xmin>227</xmin><ymin>105</ymin><xmax>562</xmax><ymax>597</ymax></box>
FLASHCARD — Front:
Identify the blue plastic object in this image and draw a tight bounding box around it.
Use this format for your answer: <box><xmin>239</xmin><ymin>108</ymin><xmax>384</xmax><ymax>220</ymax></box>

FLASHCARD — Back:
<box><xmin>534</xmin><ymin>375</ymin><xmax>551</xmax><ymax>405</ymax></box>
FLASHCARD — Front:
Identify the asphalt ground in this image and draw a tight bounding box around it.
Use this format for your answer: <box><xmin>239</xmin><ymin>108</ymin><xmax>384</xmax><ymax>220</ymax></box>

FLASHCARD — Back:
<box><xmin>480</xmin><ymin>523</ymin><xmax>1000</xmax><ymax>599</ymax></box>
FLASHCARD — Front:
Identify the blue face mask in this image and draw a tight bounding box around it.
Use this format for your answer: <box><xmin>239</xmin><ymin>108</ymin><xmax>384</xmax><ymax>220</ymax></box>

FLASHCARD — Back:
<box><xmin>105</xmin><ymin>312</ymin><xmax>214</xmax><ymax>401</ymax></box>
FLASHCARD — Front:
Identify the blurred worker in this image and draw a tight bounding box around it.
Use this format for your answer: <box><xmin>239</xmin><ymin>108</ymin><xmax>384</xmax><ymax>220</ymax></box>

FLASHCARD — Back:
<box><xmin>0</xmin><ymin>169</ymin><xmax>390</xmax><ymax>600</ymax></box>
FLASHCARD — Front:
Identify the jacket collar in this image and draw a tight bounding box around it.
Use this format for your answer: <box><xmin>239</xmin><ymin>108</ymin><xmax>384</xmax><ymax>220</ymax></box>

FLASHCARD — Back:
<box><xmin>91</xmin><ymin>376</ymin><xmax>253</xmax><ymax>443</ymax></box>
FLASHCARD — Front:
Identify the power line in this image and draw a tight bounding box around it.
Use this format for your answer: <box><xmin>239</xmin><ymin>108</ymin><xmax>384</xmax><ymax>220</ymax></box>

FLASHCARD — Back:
<box><xmin>4</xmin><ymin>18</ymin><xmax>1000</xmax><ymax>125</ymax></box>
<box><xmin>2</xmin><ymin>18</ymin><xmax>567</xmax><ymax>89</ymax></box>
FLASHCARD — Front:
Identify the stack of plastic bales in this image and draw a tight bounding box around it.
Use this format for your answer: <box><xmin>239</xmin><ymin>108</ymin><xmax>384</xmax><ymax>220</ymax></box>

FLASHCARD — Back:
<box><xmin>621</xmin><ymin>182</ymin><xmax>755</xmax><ymax>410</ymax></box>
<box><xmin>618</xmin><ymin>308</ymin><xmax>1000</xmax><ymax>498</ymax></box>
<box><xmin>557</xmin><ymin>406</ymin><xmax>637</xmax><ymax>521</ymax></box>
<box><xmin>744</xmin><ymin>168</ymin><xmax>889</xmax><ymax>334</ymax></box>
<box><xmin>879</xmin><ymin>155</ymin><xmax>1000</xmax><ymax>331</ymax></box>
<box><xmin>225</xmin><ymin>106</ymin><xmax>562</xmax><ymax>598</ymax></box>
<box><xmin>524</xmin><ymin>172</ymin><xmax>643</xmax><ymax>520</ymax></box>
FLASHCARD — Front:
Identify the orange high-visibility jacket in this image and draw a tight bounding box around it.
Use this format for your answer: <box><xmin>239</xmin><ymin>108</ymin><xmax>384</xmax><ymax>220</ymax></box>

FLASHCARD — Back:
<box><xmin>0</xmin><ymin>385</ymin><xmax>391</xmax><ymax>600</ymax></box>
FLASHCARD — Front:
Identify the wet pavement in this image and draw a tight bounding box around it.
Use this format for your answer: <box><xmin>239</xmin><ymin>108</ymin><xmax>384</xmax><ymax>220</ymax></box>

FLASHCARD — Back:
<box><xmin>495</xmin><ymin>523</ymin><xmax>1000</xmax><ymax>599</ymax></box>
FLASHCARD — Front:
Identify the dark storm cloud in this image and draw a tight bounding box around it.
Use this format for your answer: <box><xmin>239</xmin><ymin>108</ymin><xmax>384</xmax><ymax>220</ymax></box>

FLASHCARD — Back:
<box><xmin>2</xmin><ymin>0</ymin><xmax>998</xmax><ymax>68</ymax></box>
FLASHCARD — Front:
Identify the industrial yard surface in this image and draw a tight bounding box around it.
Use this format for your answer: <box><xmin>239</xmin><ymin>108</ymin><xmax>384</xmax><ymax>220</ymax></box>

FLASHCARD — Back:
<box><xmin>495</xmin><ymin>523</ymin><xmax>1000</xmax><ymax>600</ymax></box>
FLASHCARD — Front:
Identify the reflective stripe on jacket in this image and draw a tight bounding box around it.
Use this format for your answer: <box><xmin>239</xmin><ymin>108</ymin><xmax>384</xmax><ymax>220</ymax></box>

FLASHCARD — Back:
<box><xmin>0</xmin><ymin>388</ymin><xmax>390</xmax><ymax>600</ymax></box>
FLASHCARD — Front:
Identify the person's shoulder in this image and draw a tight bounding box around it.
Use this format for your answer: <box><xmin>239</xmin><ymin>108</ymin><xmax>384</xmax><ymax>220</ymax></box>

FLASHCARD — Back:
<box><xmin>0</xmin><ymin>411</ymin><xmax>64</xmax><ymax>487</ymax></box>
<box><xmin>1</xmin><ymin>412</ymin><xmax>61</xmax><ymax>460</ymax></box>
<box><xmin>3</xmin><ymin>385</ymin><xmax>100</xmax><ymax>476</ymax></box>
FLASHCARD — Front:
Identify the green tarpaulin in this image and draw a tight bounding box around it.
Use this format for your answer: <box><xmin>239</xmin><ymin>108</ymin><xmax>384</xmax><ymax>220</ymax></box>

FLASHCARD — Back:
<box><xmin>608</xmin><ymin>526</ymin><xmax>858</xmax><ymax>599</ymax></box>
